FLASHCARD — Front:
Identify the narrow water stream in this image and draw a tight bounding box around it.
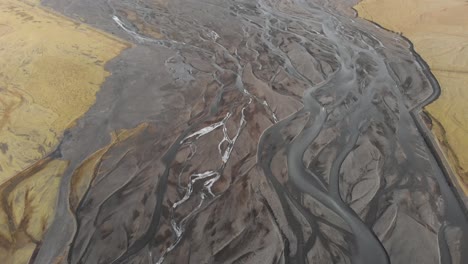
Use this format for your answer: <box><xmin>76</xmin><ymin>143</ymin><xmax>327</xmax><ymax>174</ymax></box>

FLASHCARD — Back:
<box><xmin>32</xmin><ymin>0</ymin><xmax>468</xmax><ymax>263</ymax></box>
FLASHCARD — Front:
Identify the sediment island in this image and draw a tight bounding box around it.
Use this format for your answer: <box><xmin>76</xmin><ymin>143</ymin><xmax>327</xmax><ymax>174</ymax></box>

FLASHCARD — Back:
<box><xmin>0</xmin><ymin>0</ymin><xmax>467</xmax><ymax>263</ymax></box>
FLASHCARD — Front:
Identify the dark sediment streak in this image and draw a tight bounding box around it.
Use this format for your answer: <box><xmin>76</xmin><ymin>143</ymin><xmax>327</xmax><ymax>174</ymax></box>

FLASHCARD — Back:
<box><xmin>28</xmin><ymin>0</ymin><xmax>468</xmax><ymax>263</ymax></box>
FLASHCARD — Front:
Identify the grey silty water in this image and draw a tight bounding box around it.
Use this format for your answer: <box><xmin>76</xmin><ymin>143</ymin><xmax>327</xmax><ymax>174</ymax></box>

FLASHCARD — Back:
<box><xmin>31</xmin><ymin>0</ymin><xmax>468</xmax><ymax>263</ymax></box>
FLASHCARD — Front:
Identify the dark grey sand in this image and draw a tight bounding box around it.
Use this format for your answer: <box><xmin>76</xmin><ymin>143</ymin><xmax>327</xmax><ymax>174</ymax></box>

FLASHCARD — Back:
<box><xmin>32</xmin><ymin>0</ymin><xmax>468</xmax><ymax>263</ymax></box>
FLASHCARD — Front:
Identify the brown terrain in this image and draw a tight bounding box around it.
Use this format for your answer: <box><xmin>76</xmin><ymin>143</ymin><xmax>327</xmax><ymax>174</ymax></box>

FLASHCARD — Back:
<box><xmin>0</xmin><ymin>0</ymin><xmax>467</xmax><ymax>264</ymax></box>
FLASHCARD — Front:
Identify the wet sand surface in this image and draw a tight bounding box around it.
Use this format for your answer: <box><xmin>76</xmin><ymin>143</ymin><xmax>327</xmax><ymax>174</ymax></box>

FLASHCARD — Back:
<box><xmin>1</xmin><ymin>0</ymin><xmax>467</xmax><ymax>263</ymax></box>
<box><xmin>355</xmin><ymin>0</ymin><xmax>468</xmax><ymax>196</ymax></box>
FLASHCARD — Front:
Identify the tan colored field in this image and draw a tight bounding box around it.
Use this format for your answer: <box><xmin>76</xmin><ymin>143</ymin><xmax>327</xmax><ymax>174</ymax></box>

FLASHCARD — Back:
<box><xmin>0</xmin><ymin>0</ymin><xmax>128</xmax><ymax>184</ymax></box>
<box><xmin>355</xmin><ymin>0</ymin><xmax>468</xmax><ymax>193</ymax></box>
<box><xmin>0</xmin><ymin>0</ymin><xmax>127</xmax><ymax>262</ymax></box>
<box><xmin>0</xmin><ymin>158</ymin><xmax>68</xmax><ymax>264</ymax></box>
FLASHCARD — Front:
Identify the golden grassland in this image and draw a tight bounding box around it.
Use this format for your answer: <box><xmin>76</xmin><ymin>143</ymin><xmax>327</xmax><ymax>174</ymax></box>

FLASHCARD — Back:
<box><xmin>0</xmin><ymin>158</ymin><xmax>68</xmax><ymax>264</ymax></box>
<box><xmin>0</xmin><ymin>0</ymin><xmax>128</xmax><ymax>184</ymax></box>
<box><xmin>0</xmin><ymin>124</ymin><xmax>145</xmax><ymax>264</ymax></box>
<box><xmin>355</xmin><ymin>0</ymin><xmax>468</xmax><ymax>194</ymax></box>
<box><xmin>0</xmin><ymin>0</ymin><xmax>128</xmax><ymax>262</ymax></box>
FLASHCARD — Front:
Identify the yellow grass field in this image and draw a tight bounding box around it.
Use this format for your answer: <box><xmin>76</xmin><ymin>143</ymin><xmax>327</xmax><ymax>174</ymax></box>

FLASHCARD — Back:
<box><xmin>0</xmin><ymin>0</ymin><xmax>128</xmax><ymax>184</ymax></box>
<box><xmin>0</xmin><ymin>1</ymin><xmax>127</xmax><ymax>262</ymax></box>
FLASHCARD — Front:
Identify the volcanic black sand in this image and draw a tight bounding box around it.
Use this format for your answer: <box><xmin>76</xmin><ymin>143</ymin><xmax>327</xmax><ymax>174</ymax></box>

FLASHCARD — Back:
<box><xmin>1</xmin><ymin>0</ymin><xmax>467</xmax><ymax>263</ymax></box>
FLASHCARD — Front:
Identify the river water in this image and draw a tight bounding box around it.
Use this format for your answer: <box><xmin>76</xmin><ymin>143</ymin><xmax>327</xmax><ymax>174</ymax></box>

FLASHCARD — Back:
<box><xmin>32</xmin><ymin>0</ymin><xmax>468</xmax><ymax>263</ymax></box>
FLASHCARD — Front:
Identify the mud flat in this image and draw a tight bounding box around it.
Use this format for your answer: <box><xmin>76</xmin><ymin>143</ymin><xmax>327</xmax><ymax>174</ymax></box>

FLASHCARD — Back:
<box><xmin>1</xmin><ymin>0</ymin><xmax>468</xmax><ymax>263</ymax></box>
<box><xmin>355</xmin><ymin>0</ymin><xmax>468</xmax><ymax>195</ymax></box>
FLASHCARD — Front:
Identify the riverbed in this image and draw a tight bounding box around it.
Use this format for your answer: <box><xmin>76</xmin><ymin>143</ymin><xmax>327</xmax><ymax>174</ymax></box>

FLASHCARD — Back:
<box><xmin>1</xmin><ymin>0</ymin><xmax>467</xmax><ymax>263</ymax></box>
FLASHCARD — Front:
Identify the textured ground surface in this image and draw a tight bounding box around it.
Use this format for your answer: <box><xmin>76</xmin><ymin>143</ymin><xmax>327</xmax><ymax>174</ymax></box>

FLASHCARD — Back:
<box><xmin>0</xmin><ymin>1</ymin><xmax>126</xmax><ymax>262</ymax></box>
<box><xmin>0</xmin><ymin>0</ymin><xmax>467</xmax><ymax>263</ymax></box>
<box><xmin>355</xmin><ymin>0</ymin><xmax>468</xmax><ymax>195</ymax></box>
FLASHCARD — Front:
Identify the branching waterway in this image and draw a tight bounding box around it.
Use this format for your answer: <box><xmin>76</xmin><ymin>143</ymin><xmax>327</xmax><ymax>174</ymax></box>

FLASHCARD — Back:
<box><xmin>28</xmin><ymin>0</ymin><xmax>468</xmax><ymax>263</ymax></box>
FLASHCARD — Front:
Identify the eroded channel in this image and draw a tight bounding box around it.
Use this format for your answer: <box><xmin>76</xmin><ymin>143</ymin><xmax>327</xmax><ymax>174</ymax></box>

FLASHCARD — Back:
<box><xmin>7</xmin><ymin>0</ymin><xmax>467</xmax><ymax>263</ymax></box>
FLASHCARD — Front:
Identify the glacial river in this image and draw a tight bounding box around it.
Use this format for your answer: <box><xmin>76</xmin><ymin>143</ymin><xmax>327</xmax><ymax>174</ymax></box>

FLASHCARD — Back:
<box><xmin>3</xmin><ymin>0</ymin><xmax>467</xmax><ymax>264</ymax></box>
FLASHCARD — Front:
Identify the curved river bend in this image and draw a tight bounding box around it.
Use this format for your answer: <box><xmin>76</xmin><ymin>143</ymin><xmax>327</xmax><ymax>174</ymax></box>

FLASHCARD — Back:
<box><xmin>25</xmin><ymin>0</ymin><xmax>468</xmax><ymax>263</ymax></box>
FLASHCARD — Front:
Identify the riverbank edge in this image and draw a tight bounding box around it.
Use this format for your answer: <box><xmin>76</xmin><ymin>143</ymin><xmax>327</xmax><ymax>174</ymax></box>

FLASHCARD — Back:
<box><xmin>350</xmin><ymin>6</ymin><xmax>468</xmax><ymax>213</ymax></box>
